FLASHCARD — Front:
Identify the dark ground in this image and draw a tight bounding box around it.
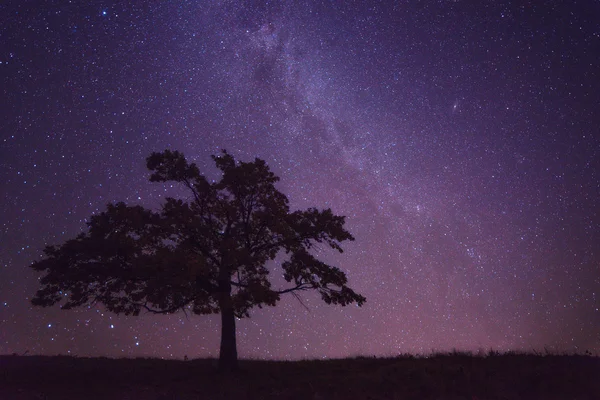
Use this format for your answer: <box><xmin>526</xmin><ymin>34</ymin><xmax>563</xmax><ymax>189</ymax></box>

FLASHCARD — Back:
<box><xmin>1</xmin><ymin>352</ymin><xmax>598</xmax><ymax>399</ymax></box>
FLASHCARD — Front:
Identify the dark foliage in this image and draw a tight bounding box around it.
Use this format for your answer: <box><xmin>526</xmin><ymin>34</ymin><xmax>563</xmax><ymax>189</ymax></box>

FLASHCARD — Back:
<box><xmin>30</xmin><ymin>150</ymin><xmax>365</xmax><ymax>370</ymax></box>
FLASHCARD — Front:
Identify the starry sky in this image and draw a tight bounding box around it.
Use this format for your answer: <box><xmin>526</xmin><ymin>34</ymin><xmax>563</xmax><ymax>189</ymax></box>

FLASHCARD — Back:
<box><xmin>1</xmin><ymin>1</ymin><xmax>599</xmax><ymax>360</ymax></box>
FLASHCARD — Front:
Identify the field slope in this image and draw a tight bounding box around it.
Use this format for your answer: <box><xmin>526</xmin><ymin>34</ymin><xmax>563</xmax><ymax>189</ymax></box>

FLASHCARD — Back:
<box><xmin>1</xmin><ymin>352</ymin><xmax>598</xmax><ymax>399</ymax></box>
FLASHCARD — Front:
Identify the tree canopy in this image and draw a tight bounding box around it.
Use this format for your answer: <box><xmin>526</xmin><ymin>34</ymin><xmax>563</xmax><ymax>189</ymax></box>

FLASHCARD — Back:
<box><xmin>31</xmin><ymin>149</ymin><xmax>365</xmax><ymax>370</ymax></box>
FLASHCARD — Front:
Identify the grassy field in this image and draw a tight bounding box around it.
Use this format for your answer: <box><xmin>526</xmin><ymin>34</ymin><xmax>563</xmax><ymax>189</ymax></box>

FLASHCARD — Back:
<box><xmin>1</xmin><ymin>351</ymin><xmax>598</xmax><ymax>399</ymax></box>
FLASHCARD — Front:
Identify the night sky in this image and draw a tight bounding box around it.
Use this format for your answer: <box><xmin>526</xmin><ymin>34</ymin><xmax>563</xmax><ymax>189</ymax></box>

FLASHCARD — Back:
<box><xmin>1</xmin><ymin>1</ymin><xmax>599</xmax><ymax>360</ymax></box>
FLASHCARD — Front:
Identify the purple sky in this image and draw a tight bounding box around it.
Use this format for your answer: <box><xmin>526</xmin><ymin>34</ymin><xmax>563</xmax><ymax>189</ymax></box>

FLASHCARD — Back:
<box><xmin>1</xmin><ymin>1</ymin><xmax>598</xmax><ymax>359</ymax></box>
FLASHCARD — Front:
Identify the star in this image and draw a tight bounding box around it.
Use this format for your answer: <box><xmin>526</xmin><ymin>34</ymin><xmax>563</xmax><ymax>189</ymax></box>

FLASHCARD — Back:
<box><xmin>0</xmin><ymin>1</ymin><xmax>597</xmax><ymax>359</ymax></box>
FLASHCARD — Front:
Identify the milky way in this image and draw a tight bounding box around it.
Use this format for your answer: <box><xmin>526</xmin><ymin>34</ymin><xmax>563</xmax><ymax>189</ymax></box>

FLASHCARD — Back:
<box><xmin>1</xmin><ymin>1</ymin><xmax>599</xmax><ymax>359</ymax></box>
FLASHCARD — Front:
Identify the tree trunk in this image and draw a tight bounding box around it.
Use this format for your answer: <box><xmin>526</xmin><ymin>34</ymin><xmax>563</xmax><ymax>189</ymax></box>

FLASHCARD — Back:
<box><xmin>218</xmin><ymin>276</ymin><xmax>238</xmax><ymax>372</ymax></box>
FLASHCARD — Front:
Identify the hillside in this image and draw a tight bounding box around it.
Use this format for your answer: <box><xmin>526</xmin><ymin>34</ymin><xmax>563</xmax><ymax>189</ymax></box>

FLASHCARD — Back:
<box><xmin>1</xmin><ymin>352</ymin><xmax>598</xmax><ymax>399</ymax></box>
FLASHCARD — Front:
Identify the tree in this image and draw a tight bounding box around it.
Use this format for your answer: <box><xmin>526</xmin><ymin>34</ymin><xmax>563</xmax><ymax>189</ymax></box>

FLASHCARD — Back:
<box><xmin>30</xmin><ymin>150</ymin><xmax>366</xmax><ymax>371</ymax></box>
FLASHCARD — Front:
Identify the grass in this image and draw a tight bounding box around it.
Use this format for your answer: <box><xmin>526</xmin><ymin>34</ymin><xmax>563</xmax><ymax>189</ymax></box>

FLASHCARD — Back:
<box><xmin>1</xmin><ymin>351</ymin><xmax>598</xmax><ymax>399</ymax></box>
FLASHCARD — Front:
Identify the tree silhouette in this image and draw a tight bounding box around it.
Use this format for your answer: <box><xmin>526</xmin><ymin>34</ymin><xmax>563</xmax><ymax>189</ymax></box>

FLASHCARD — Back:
<box><xmin>30</xmin><ymin>150</ymin><xmax>366</xmax><ymax>371</ymax></box>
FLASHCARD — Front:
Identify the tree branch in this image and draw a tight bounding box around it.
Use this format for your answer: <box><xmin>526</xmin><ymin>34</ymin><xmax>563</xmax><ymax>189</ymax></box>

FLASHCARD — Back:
<box><xmin>182</xmin><ymin>177</ymin><xmax>202</xmax><ymax>206</ymax></box>
<box><xmin>275</xmin><ymin>282</ymin><xmax>312</xmax><ymax>294</ymax></box>
<box><xmin>291</xmin><ymin>291</ymin><xmax>311</xmax><ymax>312</ymax></box>
<box><xmin>133</xmin><ymin>299</ymin><xmax>192</xmax><ymax>315</ymax></box>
